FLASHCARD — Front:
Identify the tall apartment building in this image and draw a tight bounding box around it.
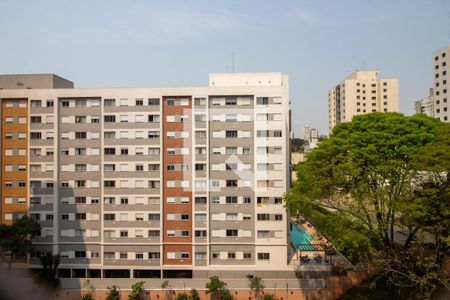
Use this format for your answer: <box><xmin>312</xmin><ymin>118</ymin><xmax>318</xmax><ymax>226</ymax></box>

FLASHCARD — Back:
<box><xmin>0</xmin><ymin>72</ymin><xmax>291</xmax><ymax>279</ymax></box>
<box><xmin>301</xmin><ymin>125</ymin><xmax>318</xmax><ymax>152</ymax></box>
<box><xmin>414</xmin><ymin>88</ymin><xmax>435</xmax><ymax>116</ymax></box>
<box><xmin>432</xmin><ymin>45</ymin><xmax>449</xmax><ymax>122</ymax></box>
<box><xmin>328</xmin><ymin>70</ymin><xmax>399</xmax><ymax>131</ymax></box>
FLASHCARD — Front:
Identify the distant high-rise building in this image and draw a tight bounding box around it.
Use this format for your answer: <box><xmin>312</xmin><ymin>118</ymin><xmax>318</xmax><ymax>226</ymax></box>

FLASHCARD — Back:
<box><xmin>432</xmin><ymin>45</ymin><xmax>450</xmax><ymax>122</ymax></box>
<box><xmin>301</xmin><ymin>125</ymin><xmax>319</xmax><ymax>152</ymax></box>
<box><xmin>414</xmin><ymin>88</ymin><xmax>434</xmax><ymax>117</ymax></box>
<box><xmin>328</xmin><ymin>70</ymin><xmax>399</xmax><ymax>131</ymax></box>
<box><xmin>301</xmin><ymin>125</ymin><xmax>311</xmax><ymax>140</ymax></box>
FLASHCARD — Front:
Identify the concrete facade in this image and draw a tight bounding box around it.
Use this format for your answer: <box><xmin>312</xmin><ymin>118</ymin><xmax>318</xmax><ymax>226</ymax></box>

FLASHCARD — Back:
<box><xmin>414</xmin><ymin>88</ymin><xmax>435</xmax><ymax>116</ymax></box>
<box><xmin>432</xmin><ymin>45</ymin><xmax>450</xmax><ymax>122</ymax></box>
<box><xmin>328</xmin><ymin>70</ymin><xmax>399</xmax><ymax>131</ymax></box>
<box><xmin>0</xmin><ymin>72</ymin><xmax>291</xmax><ymax>279</ymax></box>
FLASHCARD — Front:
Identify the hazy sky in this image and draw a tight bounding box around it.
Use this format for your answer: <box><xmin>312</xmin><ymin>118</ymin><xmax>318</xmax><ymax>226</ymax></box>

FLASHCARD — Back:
<box><xmin>1</xmin><ymin>0</ymin><xmax>449</xmax><ymax>135</ymax></box>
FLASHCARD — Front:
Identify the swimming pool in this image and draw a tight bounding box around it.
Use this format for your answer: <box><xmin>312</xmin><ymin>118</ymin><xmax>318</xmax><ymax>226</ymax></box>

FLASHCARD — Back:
<box><xmin>290</xmin><ymin>221</ymin><xmax>313</xmax><ymax>246</ymax></box>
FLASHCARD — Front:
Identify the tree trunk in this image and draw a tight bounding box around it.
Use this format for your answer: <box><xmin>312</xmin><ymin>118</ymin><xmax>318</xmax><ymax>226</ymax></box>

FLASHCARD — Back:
<box><xmin>403</xmin><ymin>228</ymin><xmax>418</xmax><ymax>249</ymax></box>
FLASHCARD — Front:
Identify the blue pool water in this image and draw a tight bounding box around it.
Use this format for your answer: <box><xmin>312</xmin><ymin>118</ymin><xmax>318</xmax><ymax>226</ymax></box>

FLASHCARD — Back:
<box><xmin>290</xmin><ymin>221</ymin><xmax>313</xmax><ymax>245</ymax></box>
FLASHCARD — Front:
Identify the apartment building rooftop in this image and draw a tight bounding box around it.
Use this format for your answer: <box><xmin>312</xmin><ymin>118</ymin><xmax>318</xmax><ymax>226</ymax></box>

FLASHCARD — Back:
<box><xmin>0</xmin><ymin>73</ymin><xmax>74</xmax><ymax>89</ymax></box>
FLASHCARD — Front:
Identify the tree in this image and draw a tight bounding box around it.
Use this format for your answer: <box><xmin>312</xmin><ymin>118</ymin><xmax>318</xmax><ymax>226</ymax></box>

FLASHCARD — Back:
<box><xmin>263</xmin><ymin>295</ymin><xmax>277</xmax><ymax>300</ymax></box>
<box><xmin>82</xmin><ymin>280</ymin><xmax>96</xmax><ymax>300</ymax></box>
<box><xmin>106</xmin><ymin>285</ymin><xmax>121</xmax><ymax>300</ymax></box>
<box><xmin>161</xmin><ymin>280</ymin><xmax>173</xmax><ymax>300</ymax></box>
<box><xmin>205</xmin><ymin>276</ymin><xmax>227</xmax><ymax>300</ymax></box>
<box><xmin>189</xmin><ymin>289</ymin><xmax>200</xmax><ymax>300</ymax></box>
<box><xmin>286</xmin><ymin>113</ymin><xmax>450</xmax><ymax>298</ymax></box>
<box><xmin>0</xmin><ymin>216</ymin><xmax>41</xmax><ymax>270</ymax></box>
<box><xmin>291</xmin><ymin>138</ymin><xmax>307</xmax><ymax>153</ymax></box>
<box><xmin>128</xmin><ymin>281</ymin><xmax>145</xmax><ymax>300</ymax></box>
<box><xmin>175</xmin><ymin>293</ymin><xmax>189</xmax><ymax>300</ymax></box>
<box><xmin>248</xmin><ymin>276</ymin><xmax>265</xmax><ymax>299</ymax></box>
<box><xmin>35</xmin><ymin>252</ymin><xmax>60</xmax><ymax>290</ymax></box>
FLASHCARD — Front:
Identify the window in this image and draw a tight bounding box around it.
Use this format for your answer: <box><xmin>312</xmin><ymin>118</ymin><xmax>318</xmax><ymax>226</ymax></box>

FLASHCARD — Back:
<box><xmin>148</xmin><ymin>131</ymin><xmax>160</xmax><ymax>138</ymax></box>
<box><xmin>104</xmin><ymin>99</ymin><xmax>115</xmax><ymax>106</ymax></box>
<box><xmin>120</xmin><ymin>230</ymin><xmax>128</xmax><ymax>237</ymax></box>
<box><xmin>226</xmin><ymin>213</ymin><xmax>238</xmax><ymax>220</ymax></box>
<box><xmin>148</xmin><ymin>115</ymin><xmax>160</xmax><ymax>123</ymax></box>
<box><xmin>75</xmin><ymin>132</ymin><xmax>86</xmax><ymax>139</ymax></box>
<box><xmin>149</xmin><ymin>180</ymin><xmax>160</xmax><ymax>189</ymax></box>
<box><xmin>226</xmin><ymin>130</ymin><xmax>238</xmax><ymax>138</ymax></box>
<box><xmin>149</xmin><ymin>252</ymin><xmax>160</xmax><ymax>259</ymax></box>
<box><xmin>226</xmin><ymin>229</ymin><xmax>238</xmax><ymax>237</ymax></box>
<box><xmin>148</xmin><ymin>230</ymin><xmax>160</xmax><ymax>237</ymax></box>
<box><xmin>75</xmin><ymin>116</ymin><xmax>86</xmax><ymax>123</ymax></box>
<box><xmin>226</xmin><ymin>180</ymin><xmax>238</xmax><ymax>187</ymax></box>
<box><xmin>148</xmin><ymin>214</ymin><xmax>160</xmax><ymax>221</ymax></box>
<box><xmin>257</xmin><ymin>97</ymin><xmax>269</xmax><ymax>105</ymax></box>
<box><xmin>225</xmin><ymin>97</ymin><xmax>237</xmax><ymax>105</ymax></box>
<box><xmin>104</xmin><ymin>115</ymin><xmax>116</xmax><ymax>123</ymax></box>
<box><xmin>104</xmin><ymin>214</ymin><xmax>115</xmax><ymax>221</ymax></box>
<box><xmin>72</xmin><ymin>148</ymin><xmax>86</xmax><ymax>156</ymax></box>
<box><xmin>228</xmin><ymin>252</ymin><xmax>236</xmax><ymax>259</ymax></box>
<box><xmin>225</xmin><ymin>147</ymin><xmax>238</xmax><ymax>154</ymax></box>
<box><xmin>257</xmin><ymin>231</ymin><xmax>270</xmax><ymax>238</ymax></box>
<box><xmin>195</xmin><ymin>197</ymin><xmax>207</xmax><ymax>204</ymax></box>
<box><xmin>195</xmin><ymin>252</ymin><xmax>207</xmax><ymax>260</ymax></box>
<box><xmin>104</xmin><ymin>164</ymin><xmax>115</xmax><ymax>172</ymax></box>
<box><xmin>30</xmin><ymin>132</ymin><xmax>42</xmax><ymax>139</ymax></box>
<box><xmin>76</xmin><ymin>213</ymin><xmax>86</xmax><ymax>220</ymax></box>
<box><xmin>257</xmin><ymin>214</ymin><xmax>270</xmax><ymax>221</ymax></box>
<box><xmin>120</xmin><ymin>148</ymin><xmax>128</xmax><ymax>155</ymax></box>
<box><xmin>135</xmin><ymin>253</ymin><xmax>144</xmax><ymax>260</ymax></box>
<box><xmin>75</xmin><ymin>99</ymin><xmax>86</xmax><ymax>107</ymax></box>
<box><xmin>104</xmin><ymin>131</ymin><xmax>115</xmax><ymax>139</ymax></box>
<box><xmin>148</xmin><ymin>98</ymin><xmax>160</xmax><ymax>105</ymax></box>
<box><xmin>75</xmin><ymin>164</ymin><xmax>86</xmax><ymax>172</ymax></box>
<box><xmin>226</xmin><ymin>196</ymin><xmax>238</xmax><ymax>204</ymax></box>
<box><xmin>258</xmin><ymin>253</ymin><xmax>270</xmax><ymax>260</ymax></box>
<box><xmin>30</xmin><ymin>116</ymin><xmax>42</xmax><ymax>124</ymax></box>
<box><xmin>30</xmin><ymin>100</ymin><xmax>42</xmax><ymax>107</ymax></box>
<box><xmin>181</xmin><ymin>252</ymin><xmax>189</xmax><ymax>259</ymax></box>
<box><xmin>104</xmin><ymin>181</ymin><xmax>115</xmax><ymax>188</ymax></box>
<box><xmin>75</xmin><ymin>197</ymin><xmax>86</xmax><ymax>204</ymax></box>
<box><xmin>148</xmin><ymin>164</ymin><xmax>160</xmax><ymax>171</ymax></box>
<box><xmin>135</xmin><ymin>99</ymin><xmax>144</xmax><ymax>106</ymax></box>
<box><xmin>75</xmin><ymin>251</ymin><xmax>86</xmax><ymax>258</ymax></box>
<box><xmin>75</xmin><ymin>180</ymin><xmax>85</xmax><ymax>188</ymax></box>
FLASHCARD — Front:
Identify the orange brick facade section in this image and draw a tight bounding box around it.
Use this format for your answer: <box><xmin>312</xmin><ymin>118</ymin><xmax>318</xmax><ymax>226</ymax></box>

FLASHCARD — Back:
<box><xmin>162</xmin><ymin>96</ymin><xmax>193</xmax><ymax>265</ymax></box>
<box><xmin>1</xmin><ymin>99</ymin><xmax>28</xmax><ymax>224</ymax></box>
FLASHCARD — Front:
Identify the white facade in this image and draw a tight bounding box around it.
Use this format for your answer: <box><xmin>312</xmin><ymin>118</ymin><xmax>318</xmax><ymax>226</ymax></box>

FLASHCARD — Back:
<box><xmin>432</xmin><ymin>45</ymin><xmax>450</xmax><ymax>122</ymax></box>
<box><xmin>328</xmin><ymin>70</ymin><xmax>399</xmax><ymax>131</ymax></box>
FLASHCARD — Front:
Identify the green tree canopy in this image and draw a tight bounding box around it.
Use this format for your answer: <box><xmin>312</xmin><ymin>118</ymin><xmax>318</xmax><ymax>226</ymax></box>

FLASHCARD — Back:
<box><xmin>0</xmin><ymin>215</ymin><xmax>41</xmax><ymax>270</ymax></box>
<box><xmin>206</xmin><ymin>276</ymin><xmax>227</xmax><ymax>299</ymax></box>
<box><xmin>286</xmin><ymin>113</ymin><xmax>450</xmax><ymax>298</ymax></box>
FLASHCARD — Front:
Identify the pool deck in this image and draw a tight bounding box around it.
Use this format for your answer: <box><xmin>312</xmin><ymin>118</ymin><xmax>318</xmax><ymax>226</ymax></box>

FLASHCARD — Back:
<box><xmin>289</xmin><ymin>218</ymin><xmax>353</xmax><ymax>270</ymax></box>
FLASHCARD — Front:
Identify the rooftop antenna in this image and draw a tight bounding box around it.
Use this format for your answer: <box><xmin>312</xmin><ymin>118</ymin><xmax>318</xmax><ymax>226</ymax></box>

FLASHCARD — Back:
<box><xmin>362</xmin><ymin>59</ymin><xmax>366</xmax><ymax>71</ymax></box>
<box><xmin>231</xmin><ymin>52</ymin><xmax>235</xmax><ymax>72</ymax></box>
